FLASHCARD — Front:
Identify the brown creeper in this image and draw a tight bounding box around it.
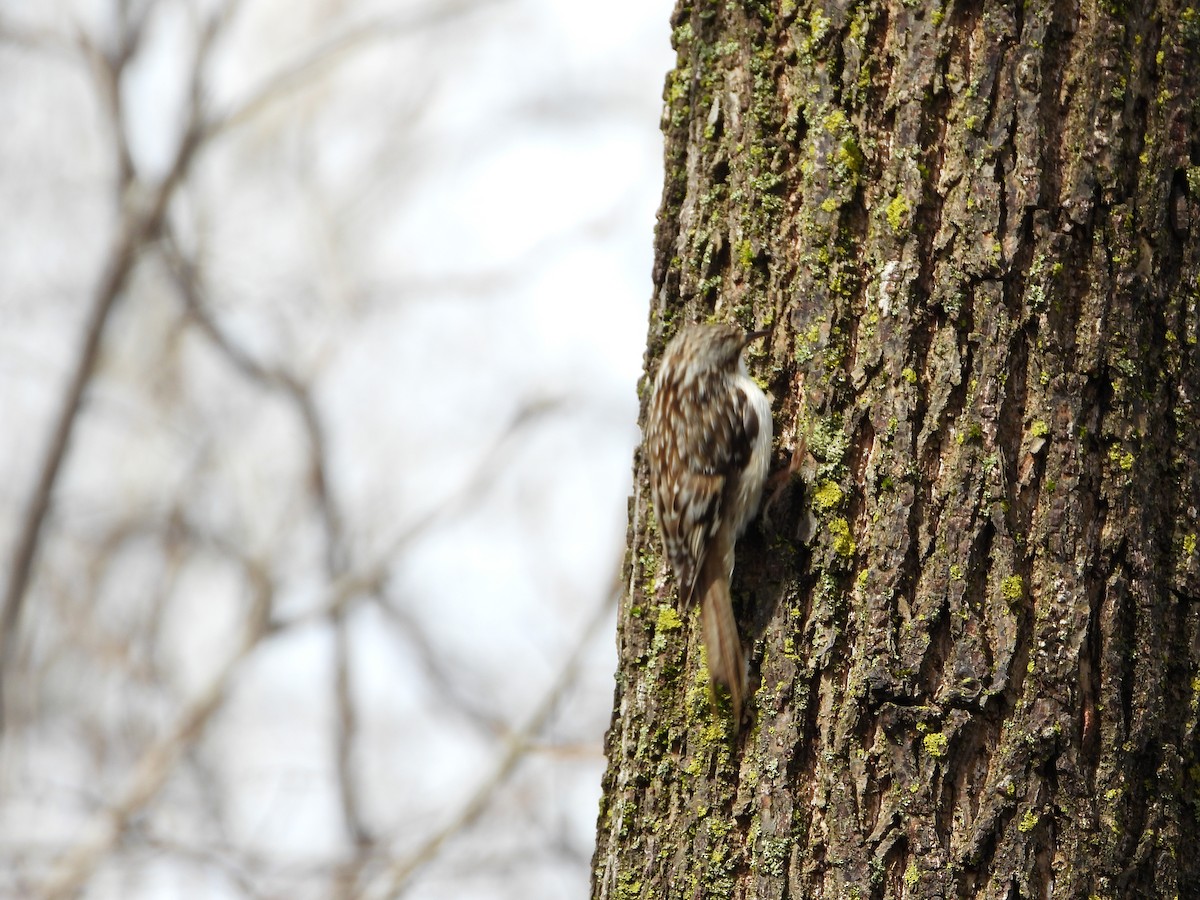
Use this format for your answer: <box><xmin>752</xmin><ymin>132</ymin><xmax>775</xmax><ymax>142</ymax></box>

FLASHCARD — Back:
<box><xmin>645</xmin><ymin>322</ymin><xmax>772</xmax><ymax>722</ymax></box>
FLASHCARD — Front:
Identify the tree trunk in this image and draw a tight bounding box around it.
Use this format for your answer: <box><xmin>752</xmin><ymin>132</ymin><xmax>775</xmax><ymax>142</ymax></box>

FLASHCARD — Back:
<box><xmin>592</xmin><ymin>1</ymin><xmax>1200</xmax><ymax>897</ymax></box>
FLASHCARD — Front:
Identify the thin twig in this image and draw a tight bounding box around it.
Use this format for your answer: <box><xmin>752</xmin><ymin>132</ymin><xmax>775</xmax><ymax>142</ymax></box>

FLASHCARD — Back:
<box><xmin>333</xmin><ymin>609</ymin><xmax>370</xmax><ymax>898</ymax></box>
<box><xmin>373</xmin><ymin>595</ymin><xmax>512</xmax><ymax>736</ymax></box>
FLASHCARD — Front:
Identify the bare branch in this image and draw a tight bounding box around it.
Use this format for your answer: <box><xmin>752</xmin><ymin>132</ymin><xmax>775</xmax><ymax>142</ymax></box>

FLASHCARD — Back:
<box><xmin>0</xmin><ymin>3</ymin><xmax>236</xmax><ymax>730</ymax></box>
<box><xmin>1</xmin><ymin>4</ymin><xmax>635</xmax><ymax>895</ymax></box>
<box><xmin>359</xmin><ymin>583</ymin><xmax>618</xmax><ymax>900</ymax></box>
<box><xmin>333</xmin><ymin>610</ymin><xmax>371</xmax><ymax>897</ymax></box>
<box><xmin>73</xmin><ymin>27</ymin><xmax>135</xmax><ymax>188</ymax></box>
<box><xmin>372</xmin><ymin>594</ymin><xmax>512</xmax><ymax>737</ymax></box>
<box><xmin>38</xmin><ymin>567</ymin><xmax>273</xmax><ymax>900</ymax></box>
<box><xmin>162</xmin><ymin>227</ymin><xmax>378</xmax><ymax>878</ymax></box>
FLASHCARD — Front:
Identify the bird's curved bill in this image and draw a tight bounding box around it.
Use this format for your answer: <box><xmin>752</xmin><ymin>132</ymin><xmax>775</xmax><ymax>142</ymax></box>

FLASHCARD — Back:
<box><xmin>743</xmin><ymin>328</ymin><xmax>770</xmax><ymax>346</ymax></box>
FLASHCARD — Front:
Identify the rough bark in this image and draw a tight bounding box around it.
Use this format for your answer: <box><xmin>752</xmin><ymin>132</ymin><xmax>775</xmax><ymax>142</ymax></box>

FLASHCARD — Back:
<box><xmin>593</xmin><ymin>1</ymin><xmax>1200</xmax><ymax>898</ymax></box>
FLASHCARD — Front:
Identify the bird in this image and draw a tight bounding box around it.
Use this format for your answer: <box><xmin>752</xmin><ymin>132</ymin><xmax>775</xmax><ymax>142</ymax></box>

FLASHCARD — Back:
<box><xmin>644</xmin><ymin>322</ymin><xmax>772</xmax><ymax>723</ymax></box>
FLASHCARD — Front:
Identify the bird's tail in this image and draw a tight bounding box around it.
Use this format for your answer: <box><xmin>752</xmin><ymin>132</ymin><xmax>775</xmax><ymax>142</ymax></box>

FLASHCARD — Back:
<box><xmin>699</xmin><ymin>554</ymin><xmax>746</xmax><ymax>724</ymax></box>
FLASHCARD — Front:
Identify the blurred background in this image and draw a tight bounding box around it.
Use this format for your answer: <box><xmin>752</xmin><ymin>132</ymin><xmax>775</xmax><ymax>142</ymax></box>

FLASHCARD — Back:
<box><xmin>0</xmin><ymin>0</ymin><xmax>673</xmax><ymax>897</ymax></box>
